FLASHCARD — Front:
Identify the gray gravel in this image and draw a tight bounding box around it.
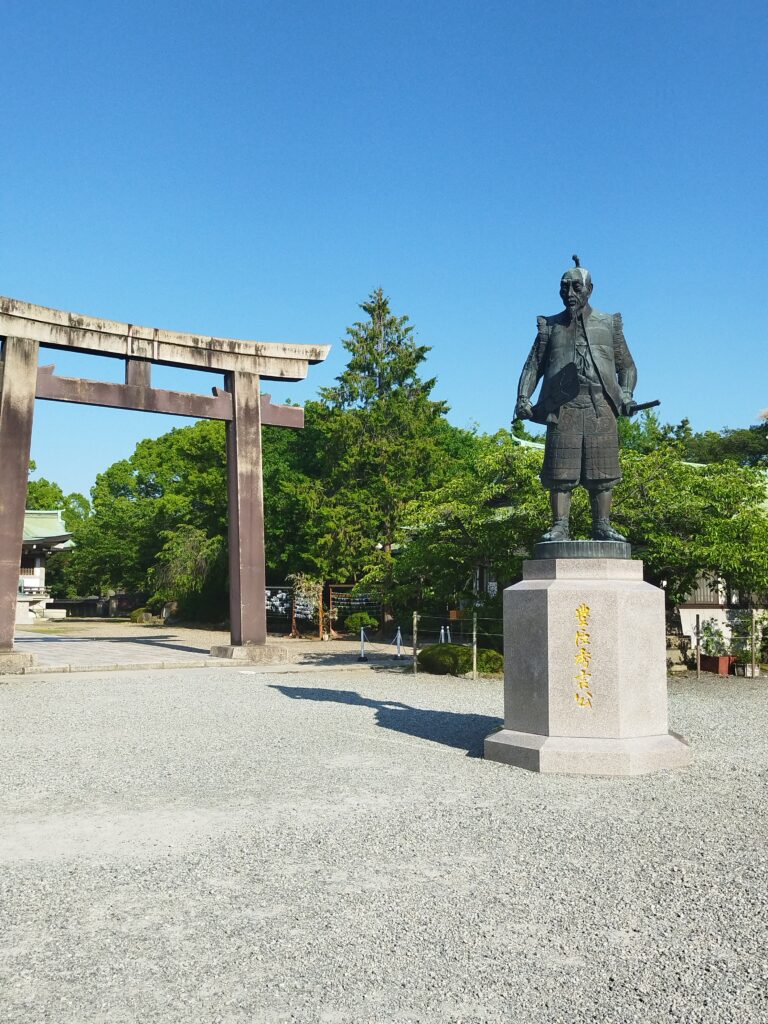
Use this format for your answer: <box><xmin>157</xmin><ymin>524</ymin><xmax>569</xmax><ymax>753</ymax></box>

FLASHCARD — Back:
<box><xmin>0</xmin><ymin>667</ymin><xmax>766</xmax><ymax>1023</ymax></box>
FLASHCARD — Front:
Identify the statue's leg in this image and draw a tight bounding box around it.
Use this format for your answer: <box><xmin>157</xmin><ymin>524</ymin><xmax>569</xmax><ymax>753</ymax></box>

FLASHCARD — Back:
<box><xmin>589</xmin><ymin>487</ymin><xmax>627</xmax><ymax>542</ymax></box>
<box><xmin>539</xmin><ymin>399</ymin><xmax>580</xmax><ymax>544</ymax></box>
<box><xmin>540</xmin><ymin>489</ymin><xmax>572</xmax><ymax>542</ymax></box>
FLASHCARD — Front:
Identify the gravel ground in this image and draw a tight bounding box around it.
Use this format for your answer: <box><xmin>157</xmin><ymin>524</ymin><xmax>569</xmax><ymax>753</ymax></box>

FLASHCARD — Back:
<box><xmin>0</xmin><ymin>667</ymin><xmax>766</xmax><ymax>1024</ymax></box>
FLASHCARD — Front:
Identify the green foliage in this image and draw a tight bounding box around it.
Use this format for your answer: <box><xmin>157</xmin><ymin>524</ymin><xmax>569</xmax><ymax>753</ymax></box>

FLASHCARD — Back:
<box><xmin>26</xmin><ymin>462</ymin><xmax>91</xmax><ymax>596</ymax></box>
<box><xmin>417</xmin><ymin>643</ymin><xmax>503</xmax><ymax>676</ymax></box>
<box><xmin>617</xmin><ymin>410</ymin><xmax>681</xmax><ymax>454</ymax></box>
<box><xmin>613</xmin><ymin>444</ymin><xmax>768</xmax><ymax>604</ymax></box>
<box><xmin>63</xmin><ymin>420</ymin><xmax>228</xmax><ymax>614</ymax></box>
<box><xmin>510</xmin><ymin>418</ymin><xmax>545</xmax><ymax>443</ymax></box>
<box><xmin>700</xmin><ymin>618</ymin><xmax>727</xmax><ymax>657</ymax></box>
<box><xmin>129</xmin><ymin>607</ymin><xmax>149</xmax><ymax>623</ymax></box>
<box><xmin>681</xmin><ymin>420</ymin><xmax>768</xmax><ymax>467</ymax></box>
<box><xmin>393</xmin><ymin>431</ymin><xmax>549</xmax><ymax>609</ymax></box>
<box><xmin>268</xmin><ymin>289</ymin><xmax>476</xmax><ymax>597</ymax></box>
<box><xmin>149</xmin><ymin>526</ymin><xmax>227</xmax><ymax>621</ymax></box>
<box><xmin>344</xmin><ymin>611</ymin><xmax>379</xmax><ymax>633</ymax></box>
<box><xmin>399</xmin><ymin>432</ymin><xmax>768</xmax><ymax>612</ymax></box>
<box><xmin>617</xmin><ymin>413</ymin><xmax>768</xmax><ymax>467</ymax></box>
<box><xmin>27</xmin><ymin>462</ymin><xmax>90</xmax><ymax>527</ymax></box>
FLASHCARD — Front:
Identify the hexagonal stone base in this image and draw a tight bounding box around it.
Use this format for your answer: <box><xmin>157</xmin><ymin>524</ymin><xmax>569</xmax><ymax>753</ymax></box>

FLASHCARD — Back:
<box><xmin>485</xmin><ymin>729</ymin><xmax>690</xmax><ymax>776</ymax></box>
<box><xmin>484</xmin><ymin>557</ymin><xmax>691</xmax><ymax>776</ymax></box>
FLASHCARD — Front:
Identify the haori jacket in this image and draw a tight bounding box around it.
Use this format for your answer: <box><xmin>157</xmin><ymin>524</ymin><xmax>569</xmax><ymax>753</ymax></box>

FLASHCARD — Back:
<box><xmin>517</xmin><ymin>305</ymin><xmax>637</xmax><ymax>422</ymax></box>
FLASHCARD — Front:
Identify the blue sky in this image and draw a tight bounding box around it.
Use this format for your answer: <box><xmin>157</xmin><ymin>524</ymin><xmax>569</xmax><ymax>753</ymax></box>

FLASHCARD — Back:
<box><xmin>3</xmin><ymin>0</ymin><xmax>766</xmax><ymax>497</ymax></box>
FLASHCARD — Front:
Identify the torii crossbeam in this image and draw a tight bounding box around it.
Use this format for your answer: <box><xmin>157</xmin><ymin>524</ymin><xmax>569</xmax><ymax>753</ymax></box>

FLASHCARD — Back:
<box><xmin>0</xmin><ymin>297</ymin><xmax>330</xmax><ymax>670</ymax></box>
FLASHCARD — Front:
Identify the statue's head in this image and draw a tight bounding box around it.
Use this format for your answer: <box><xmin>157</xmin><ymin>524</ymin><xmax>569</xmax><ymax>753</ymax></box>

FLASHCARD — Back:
<box><xmin>560</xmin><ymin>255</ymin><xmax>593</xmax><ymax>316</ymax></box>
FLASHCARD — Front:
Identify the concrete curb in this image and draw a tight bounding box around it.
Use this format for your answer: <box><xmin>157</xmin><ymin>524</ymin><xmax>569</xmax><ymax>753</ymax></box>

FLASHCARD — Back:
<box><xmin>2</xmin><ymin>657</ymin><xmax>409</xmax><ymax>679</ymax></box>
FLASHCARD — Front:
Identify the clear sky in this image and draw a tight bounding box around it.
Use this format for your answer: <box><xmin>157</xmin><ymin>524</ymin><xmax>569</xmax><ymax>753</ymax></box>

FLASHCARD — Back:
<box><xmin>3</xmin><ymin>0</ymin><xmax>766</xmax><ymax>497</ymax></box>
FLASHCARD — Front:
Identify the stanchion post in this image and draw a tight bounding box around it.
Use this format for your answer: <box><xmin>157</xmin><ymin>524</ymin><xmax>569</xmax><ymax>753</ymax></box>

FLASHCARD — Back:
<box><xmin>358</xmin><ymin>627</ymin><xmax>368</xmax><ymax>663</ymax></box>
<box><xmin>696</xmin><ymin>613</ymin><xmax>701</xmax><ymax>679</ymax></box>
<box><xmin>413</xmin><ymin>611</ymin><xmax>418</xmax><ymax>674</ymax></box>
<box><xmin>751</xmin><ymin>608</ymin><xmax>757</xmax><ymax>679</ymax></box>
<box><xmin>472</xmin><ymin>612</ymin><xmax>477</xmax><ymax>680</ymax></box>
<box><xmin>393</xmin><ymin>626</ymin><xmax>402</xmax><ymax>660</ymax></box>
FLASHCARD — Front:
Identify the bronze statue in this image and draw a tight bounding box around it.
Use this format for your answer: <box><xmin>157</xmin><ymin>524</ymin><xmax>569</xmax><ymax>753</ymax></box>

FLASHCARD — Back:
<box><xmin>514</xmin><ymin>256</ymin><xmax>641</xmax><ymax>544</ymax></box>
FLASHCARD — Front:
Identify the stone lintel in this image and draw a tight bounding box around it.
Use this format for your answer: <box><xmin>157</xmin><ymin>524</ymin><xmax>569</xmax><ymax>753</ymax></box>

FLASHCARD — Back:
<box><xmin>0</xmin><ymin>295</ymin><xmax>331</xmax><ymax>381</ymax></box>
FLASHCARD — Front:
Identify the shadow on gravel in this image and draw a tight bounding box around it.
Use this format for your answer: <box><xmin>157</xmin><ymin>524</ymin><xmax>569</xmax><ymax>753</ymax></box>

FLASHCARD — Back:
<box><xmin>270</xmin><ymin>685</ymin><xmax>501</xmax><ymax>757</ymax></box>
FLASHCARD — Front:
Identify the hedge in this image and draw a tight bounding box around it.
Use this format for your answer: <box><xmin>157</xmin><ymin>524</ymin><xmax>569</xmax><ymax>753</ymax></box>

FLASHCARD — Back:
<box><xmin>417</xmin><ymin>643</ymin><xmax>503</xmax><ymax>676</ymax></box>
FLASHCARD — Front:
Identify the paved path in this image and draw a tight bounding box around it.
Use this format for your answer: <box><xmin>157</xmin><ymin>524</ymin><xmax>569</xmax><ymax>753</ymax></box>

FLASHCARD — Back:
<box><xmin>13</xmin><ymin>621</ymin><xmax>406</xmax><ymax>673</ymax></box>
<box><xmin>0</xmin><ymin>667</ymin><xmax>766</xmax><ymax>1023</ymax></box>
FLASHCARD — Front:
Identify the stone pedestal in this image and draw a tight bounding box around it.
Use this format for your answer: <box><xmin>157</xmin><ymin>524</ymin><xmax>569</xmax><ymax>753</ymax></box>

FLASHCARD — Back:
<box><xmin>209</xmin><ymin>643</ymin><xmax>289</xmax><ymax>664</ymax></box>
<box><xmin>484</xmin><ymin>557</ymin><xmax>690</xmax><ymax>776</ymax></box>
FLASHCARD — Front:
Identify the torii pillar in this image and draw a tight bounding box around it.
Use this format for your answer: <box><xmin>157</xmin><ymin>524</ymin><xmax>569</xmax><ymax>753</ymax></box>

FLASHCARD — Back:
<box><xmin>0</xmin><ymin>337</ymin><xmax>38</xmax><ymax>671</ymax></box>
<box><xmin>0</xmin><ymin>297</ymin><xmax>329</xmax><ymax>672</ymax></box>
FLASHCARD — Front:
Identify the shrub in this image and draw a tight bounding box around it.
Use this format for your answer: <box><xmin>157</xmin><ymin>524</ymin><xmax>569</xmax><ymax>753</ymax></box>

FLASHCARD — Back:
<box><xmin>700</xmin><ymin>618</ymin><xmax>727</xmax><ymax>656</ymax></box>
<box><xmin>417</xmin><ymin>643</ymin><xmax>503</xmax><ymax>676</ymax></box>
<box><xmin>345</xmin><ymin>611</ymin><xmax>379</xmax><ymax>634</ymax></box>
<box><xmin>129</xmin><ymin>607</ymin><xmax>149</xmax><ymax>623</ymax></box>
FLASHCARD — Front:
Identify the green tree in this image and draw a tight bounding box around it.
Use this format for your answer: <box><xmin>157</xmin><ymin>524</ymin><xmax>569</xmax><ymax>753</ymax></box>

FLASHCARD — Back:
<box><xmin>25</xmin><ymin>461</ymin><xmax>90</xmax><ymax>598</ymax></box>
<box><xmin>399</xmin><ymin>435</ymin><xmax>768</xmax><ymax>612</ymax></box>
<box><xmin>682</xmin><ymin>421</ymin><xmax>768</xmax><ymax>467</ymax></box>
<box><xmin>26</xmin><ymin>460</ymin><xmax>90</xmax><ymax>529</ymax></box>
<box><xmin>617</xmin><ymin>414</ymin><xmax>768</xmax><ymax>467</ymax></box>
<box><xmin>272</xmin><ymin>289</ymin><xmax>477</xmax><ymax>604</ymax></box>
<box><xmin>64</xmin><ymin>420</ymin><xmax>228</xmax><ymax>610</ymax></box>
<box><xmin>613</xmin><ymin>445</ymin><xmax>768</xmax><ymax>604</ymax></box>
<box><xmin>392</xmin><ymin>431</ymin><xmax>548</xmax><ymax>610</ymax></box>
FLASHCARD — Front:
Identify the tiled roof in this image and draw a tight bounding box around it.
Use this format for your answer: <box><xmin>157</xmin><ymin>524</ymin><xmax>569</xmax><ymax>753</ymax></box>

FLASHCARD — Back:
<box><xmin>22</xmin><ymin>510</ymin><xmax>73</xmax><ymax>548</ymax></box>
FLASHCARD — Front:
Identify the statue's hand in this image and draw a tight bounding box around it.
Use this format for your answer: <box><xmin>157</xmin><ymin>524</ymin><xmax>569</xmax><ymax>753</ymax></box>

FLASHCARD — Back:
<box><xmin>515</xmin><ymin>397</ymin><xmax>533</xmax><ymax>420</ymax></box>
<box><xmin>620</xmin><ymin>392</ymin><xmax>637</xmax><ymax>417</ymax></box>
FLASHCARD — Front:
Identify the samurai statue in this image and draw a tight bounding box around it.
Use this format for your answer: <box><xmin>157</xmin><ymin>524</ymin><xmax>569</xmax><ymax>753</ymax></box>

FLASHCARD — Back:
<box><xmin>514</xmin><ymin>256</ymin><xmax>638</xmax><ymax>544</ymax></box>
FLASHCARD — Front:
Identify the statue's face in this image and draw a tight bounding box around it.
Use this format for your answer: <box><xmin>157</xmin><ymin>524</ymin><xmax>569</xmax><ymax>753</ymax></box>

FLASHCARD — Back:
<box><xmin>560</xmin><ymin>270</ymin><xmax>593</xmax><ymax>316</ymax></box>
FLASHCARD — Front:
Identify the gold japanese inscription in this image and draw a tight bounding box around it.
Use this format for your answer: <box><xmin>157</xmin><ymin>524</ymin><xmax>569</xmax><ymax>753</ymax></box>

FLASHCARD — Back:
<box><xmin>574</xmin><ymin>602</ymin><xmax>593</xmax><ymax>708</ymax></box>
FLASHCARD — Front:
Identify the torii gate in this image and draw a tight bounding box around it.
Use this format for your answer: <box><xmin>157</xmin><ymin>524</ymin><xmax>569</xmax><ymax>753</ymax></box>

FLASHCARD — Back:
<box><xmin>0</xmin><ymin>296</ymin><xmax>329</xmax><ymax>671</ymax></box>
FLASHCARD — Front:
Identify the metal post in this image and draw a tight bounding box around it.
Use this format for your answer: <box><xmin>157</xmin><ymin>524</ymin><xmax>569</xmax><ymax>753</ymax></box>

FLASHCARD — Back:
<box><xmin>358</xmin><ymin>627</ymin><xmax>368</xmax><ymax>662</ymax></box>
<box><xmin>318</xmin><ymin>583</ymin><xmax>324</xmax><ymax>640</ymax></box>
<box><xmin>0</xmin><ymin>337</ymin><xmax>40</xmax><ymax>652</ymax></box>
<box><xmin>751</xmin><ymin>608</ymin><xmax>757</xmax><ymax>679</ymax></box>
<box><xmin>224</xmin><ymin>370</ymin><xmax>266</xmax><ymax>646</ymax></box>
<box><xmin>413</xmin><ymin>611</ymin><xmax>418</xmax><ymax>674</ymax></box>
<box><xmin>439</xmin><ymin>626</ymin><xmax>445</xmax><ymax>644</ymax></box>
<box><xmin>695</xmin><ymin>613</ymin><xmax>701</xmax><ymax>679</ymax></box>
<box><xmin>393</xmin><ymin>626</ymin><xmax>402</xmax><ymax>659</ymax></box>
<box><xmin>446</xmin><ymin>624</ymin><xmax>452</xmax><ymax>644</ymax></box>
<box><xmin>472</xmin><ymin>612</ymin><xmax>477</xmax><ymax>681</ymax></box>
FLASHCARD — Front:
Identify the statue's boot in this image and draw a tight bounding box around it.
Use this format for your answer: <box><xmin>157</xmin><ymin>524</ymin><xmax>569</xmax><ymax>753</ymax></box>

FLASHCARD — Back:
<box><xmin>590</xmin><ymin>490</ymin><xmax>627</xmax><ymax>542</ymax></box>
<box><xmin>539</xmin><ymin>491</ymin><xmax>571</xmax><ymax>543</ymax></box>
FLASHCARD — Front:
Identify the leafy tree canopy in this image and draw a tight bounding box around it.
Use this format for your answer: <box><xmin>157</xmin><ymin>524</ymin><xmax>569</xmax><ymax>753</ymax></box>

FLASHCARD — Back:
<box><xmin>26</xmin><ymin>460</ymin><xmax>90</xmax><ymax>529</ymax></box>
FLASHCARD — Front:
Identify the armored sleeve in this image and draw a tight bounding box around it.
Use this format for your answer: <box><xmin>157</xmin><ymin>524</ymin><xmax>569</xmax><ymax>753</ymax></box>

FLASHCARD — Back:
<box><xmin>517</xmin><ymin>316</ymin><xmax>550</xmax><ymax>401</ymax></box>
<box><xmin>612</xmin><ymin>313</ymin><xmax>637</xmax><ymax>394</ymax></box>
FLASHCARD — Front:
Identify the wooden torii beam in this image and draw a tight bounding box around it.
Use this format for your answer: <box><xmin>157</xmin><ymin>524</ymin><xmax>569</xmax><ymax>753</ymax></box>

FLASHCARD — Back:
<box><xmin>0</xmin><ymin>297</ymin><xmax>330</xmax><ymax>669</ymax></box>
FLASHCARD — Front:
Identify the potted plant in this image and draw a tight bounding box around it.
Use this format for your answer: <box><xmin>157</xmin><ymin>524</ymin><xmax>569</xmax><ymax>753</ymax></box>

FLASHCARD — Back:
<box><xmin>699</xmin><ymin>618</ymin><xmax>736</xmax><ymax>676</ymax></box>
